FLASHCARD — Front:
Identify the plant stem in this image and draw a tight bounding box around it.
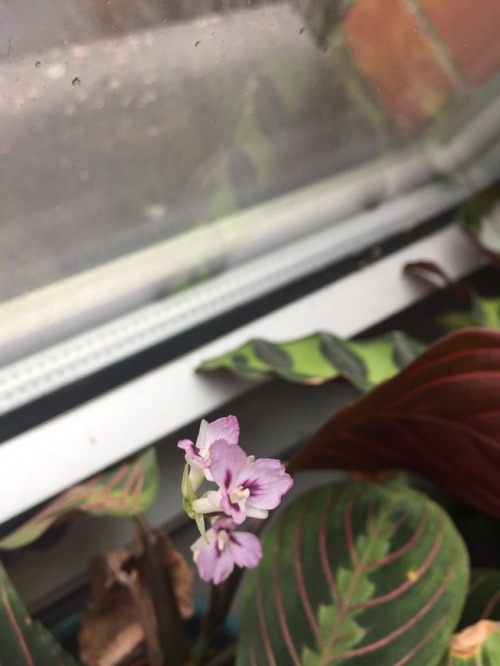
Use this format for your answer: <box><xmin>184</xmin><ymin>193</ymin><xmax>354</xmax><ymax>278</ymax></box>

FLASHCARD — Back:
<box><xmin>204</xmin><ymin>642</ymin><xmax>237</xmax><ymax>666</ymax></box>
<box><xmin>135</xmin><ymin>514</ymin><xmax>191</xmax><ymax>666</ymax></box>
<box><xmin>191</xmin><ymin>570</ymin><xmax>242</xmax><ymax>665</ymax></box>
<box><xmin>192</xmin><ymin>515</ymin><xmax>268</xmax><ymax>664</ymax></box>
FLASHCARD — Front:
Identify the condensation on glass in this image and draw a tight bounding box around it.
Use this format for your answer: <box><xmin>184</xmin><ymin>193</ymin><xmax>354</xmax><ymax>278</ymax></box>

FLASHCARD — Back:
<box><xmin>1</xmin><ymin>0</ymin><xmax>499</xmax><ymax>363</ymax></box>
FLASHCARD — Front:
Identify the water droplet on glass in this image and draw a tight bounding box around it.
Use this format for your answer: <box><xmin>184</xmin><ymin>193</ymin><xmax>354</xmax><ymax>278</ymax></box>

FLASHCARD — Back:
<box><xmin>35</xmin><ymin>61</ymin><xmax>41</xmax><ymax>68</ymax></box>
<box><xmin>72</xmin><ymin>77</ymin><xmax>81</xmax><ymax>86</ymax></box>
<box><xmin>145</xmin><ymin>203</ymin><xmax>166</xmax><ymax>220</ymax></box>
<box><xmin>46</xmin><ymin>62</ymin><xmax>66</xmax><ymax>79</ymax></box>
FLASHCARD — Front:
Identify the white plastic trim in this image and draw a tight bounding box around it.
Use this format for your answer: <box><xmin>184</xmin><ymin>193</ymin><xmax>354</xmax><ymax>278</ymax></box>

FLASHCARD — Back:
<box><xmin>0</xmin><ymin>224</ymin><xmax>483</xmax><ymax>525</ymax></box>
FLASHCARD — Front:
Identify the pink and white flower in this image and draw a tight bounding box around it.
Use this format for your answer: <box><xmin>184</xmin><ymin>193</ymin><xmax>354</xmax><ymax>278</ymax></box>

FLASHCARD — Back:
<box><xmin>193</xmin><ymin>441</ymin><xmax>293</xmax><ymax>524</ymax></box>
<box><xmin>180</xmin><ymin>415</ymin><xmax>293</xmax><ymax>584</ymax></box>
<box><xmin>178</xmin><ymin>415</ymin><xmax>239</xmax><ymax>490</ymax></box>
<box><xmin>191</xmin><ymin>517</ymin><xmax>262</xmax><ymax>584</ymax></box>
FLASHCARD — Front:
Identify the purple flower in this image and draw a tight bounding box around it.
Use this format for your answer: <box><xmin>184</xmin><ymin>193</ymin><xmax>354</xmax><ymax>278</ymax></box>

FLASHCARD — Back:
<box><xmin>199</xmin><ymin>440</ymin><xmax>293</xmax><ymax>524</ymax></box>
<box><xmin>192</xmin><ymin>517</ymin><xmax>262</xmax><ymax>584</ymax></box>
<box><xmin>180</xmin><ymin>415</ymin><xmax>293</xmax><ymax>583</ymax></box>
<box><xmin>178</xmin><ymin>415</ymin><xmax>239</xmax><ymax>490</ymax></box>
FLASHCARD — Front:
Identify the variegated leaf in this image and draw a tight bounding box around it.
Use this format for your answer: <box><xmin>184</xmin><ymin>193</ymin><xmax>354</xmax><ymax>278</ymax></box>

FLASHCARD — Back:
<box><xmin>459</xmin><ymin>183</ymin><xmax>500</xmax><ymax>264</ymax></box>
<box><xmin>199</xmin><ymin>331</ymin><xmax>424</xmax><ymax>390</ymax></box>
<box><xmin>440</xmin><ymin>297</ymin><xmax>500</xmax><ymax>331</ymax></box>
<box><xmin>0</xmin><ymin>449</ymin><xmax>160</xmax><ymax>550</ymax></box>
<box><xmin>0</xmin><ymin>561</ymin><xmax>77</xmax><ymax>665</ymax></box>
<box><xmin>237</xmin><ymin>480</ymin><xmax>468</xmax><ymax>666</ymax></box>
<box><xmin>459</xmin><ymin>569</ymin><xmax>500</xmax><ymax>629</ymax></box>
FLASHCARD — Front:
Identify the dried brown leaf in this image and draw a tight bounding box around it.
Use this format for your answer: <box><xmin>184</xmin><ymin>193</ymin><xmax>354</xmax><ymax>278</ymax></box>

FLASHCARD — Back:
<box><xmin>450</xmin><ymin>620</ymin><xmax>499</xmax><ymax>657</ymax></box>
<box><xmin>79</xmin><ymin>529</ymin><xmax>193</xmax><ymax>666</ymax></box>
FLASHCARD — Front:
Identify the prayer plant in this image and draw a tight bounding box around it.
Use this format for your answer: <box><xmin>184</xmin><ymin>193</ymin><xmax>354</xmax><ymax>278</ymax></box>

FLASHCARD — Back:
<box><xmin>1</xmin><ymin>325</ymin><xmax>499</xmax><ymax>666</ymax></box>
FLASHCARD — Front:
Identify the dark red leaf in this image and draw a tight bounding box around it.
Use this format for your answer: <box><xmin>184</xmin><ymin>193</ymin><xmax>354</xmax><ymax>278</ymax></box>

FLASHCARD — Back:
<box><xmin>404</xmin><ymin>260</ymin><xmax>476</xmax><ymax>309</ymax></box>
<box><xmin>288</xmin><ymin>328</ymin><xmax>500</xmax><ymax>517</ymax></box>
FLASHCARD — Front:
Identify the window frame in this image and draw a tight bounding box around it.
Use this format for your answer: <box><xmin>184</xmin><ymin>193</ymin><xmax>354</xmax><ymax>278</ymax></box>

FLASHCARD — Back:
<box><xmin>0</xmin><ymin>223</ymin><xmax>484</xmax><ymax>527</ymax></box>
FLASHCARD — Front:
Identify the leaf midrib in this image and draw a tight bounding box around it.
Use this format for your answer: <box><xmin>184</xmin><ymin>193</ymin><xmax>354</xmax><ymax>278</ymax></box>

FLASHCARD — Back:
<box><xmin>317</xmin><ymin>491</ymin><xmax>397</xmax><ymax>665</ymax></box>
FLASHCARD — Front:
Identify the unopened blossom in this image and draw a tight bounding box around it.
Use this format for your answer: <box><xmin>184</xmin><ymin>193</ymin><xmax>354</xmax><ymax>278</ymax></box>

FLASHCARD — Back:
<box><xmin>192</xmin><ymin>517</ymin><xmax>262</xmax><ymax>584</ymax></box>
<box><xmin>178</xmin><ymin>415</ymin><xmax>239</xmax><ymax>491</ymax></box>
<box><xmin>193</xmin><ymin>440</ymin><xmax>293</xmax><ymax>524</ymax></box>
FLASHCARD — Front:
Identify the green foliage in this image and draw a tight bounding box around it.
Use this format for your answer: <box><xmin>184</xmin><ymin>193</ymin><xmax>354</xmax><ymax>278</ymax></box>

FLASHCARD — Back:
<box><xmin>440</xmin><ymin>296</ymin><xmax>500</xmax><ymax>331</ymax></box>
<box><xmin>458</xmin><ymin>183</ymin><xmax>500</xmax><ymax>260</ymax></box>
<box><xmin>199</xmin><ymin>331</ymin><xmax>424</xmax><ymax>390</ymax></box>
<box><xmin>459</xmin><ymin>569</ymin><xmax>500</xmax><ymax>629</ymax></box>
<box><xmin>0</xmin><ymin>449</ymin><xmax>160</xmax><ymax>550</ymax></box>
<box><xmin>288</xmin><ymin>328</ymin><xmax>500</xmax><ymax>519</ymax></box>
<box><xmin>0</xmin><ymin>561</ymin><xmax>77</xmax><ymax>665</ymax></box>
<box><xmin>404</xmin><ymin>259</ymin><xmax>500</xmax><ymax>333</ymax></box>
<box><xmin>237</xmin><ymin>480</ymin><xmax>469</xmax><ymax>666</ymax></box>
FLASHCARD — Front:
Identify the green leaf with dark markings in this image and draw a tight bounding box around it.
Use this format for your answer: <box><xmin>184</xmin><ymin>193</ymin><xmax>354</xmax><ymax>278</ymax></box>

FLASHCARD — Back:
<box><xmin>0</xmin><ymin>560</ymin><xmax>77</xmax><ymax>665</ymax></box>
<box><xmin>237</xmin><ymin>480</ymin><xmax>468</xmax><ymax>666</ymax></box>
<box><xmin>198</xmin><ymin>331</ymin><xmax>424</xmax><ymax>390</ymax></box>
<box><xmin>458</xmin><ymin>569</ymin><xmax>500</xmax><ymax>629</ymax></box>
<box><xmin>440</xmin><ymin>311</ymin><xmax>478</xmax><ymax>331</ymax></box>
<box><xmin>404</xmin><ymin>260</ymin><xmax>500</xmax><ymax>332</ymax></box>
<box><xmin>438</xmin><ymin>620</ymin><xmax>500</xmax><ymax>665</ymax></box>
<box><xmin>0</xmin><ymin>449</ymin><xmax>160</xmax><ymax>550</ymax></box>
<box><xmin>252</xmin><ymin>339</ymin><xmax>294</xmax><ymax>370</ymax></box>
<box><xmin>392</xmin><ymin>332</ymin><xmax>425</xmax><ymax>368</ymax></box>
<box><xmin>441</xmin><ymin>297</ymin><xmax>500</xmax><ymax>331</ymax></box>
<box><xmin>459</xmin><ymin>183</ymin><xmax>500</xmax><ymax>264</ymax></box>
<box><xmin>473</xmin><ymin>298</ymin><xmax>500</xmax><ymax>328</ymax></box>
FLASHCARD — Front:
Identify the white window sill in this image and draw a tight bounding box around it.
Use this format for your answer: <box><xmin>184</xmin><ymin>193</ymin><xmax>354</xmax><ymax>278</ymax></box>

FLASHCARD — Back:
<box><xmin>0</xmin><ymin>223</ymin><xmax>483</xmax><ymax>527</ymax></box>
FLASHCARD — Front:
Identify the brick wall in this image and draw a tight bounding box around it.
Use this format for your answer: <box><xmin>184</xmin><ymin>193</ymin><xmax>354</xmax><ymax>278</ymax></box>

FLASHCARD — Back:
<box><xmin>326</xmin><ymin>0</ymin><xmax>500</xmax><ymax>135</ymax></box>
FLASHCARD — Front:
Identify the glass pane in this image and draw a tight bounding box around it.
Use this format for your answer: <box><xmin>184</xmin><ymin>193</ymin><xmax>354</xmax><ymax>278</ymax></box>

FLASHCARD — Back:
<box><xmin>1</xmin><ymin>1</ymin><xmax>499</xmax><ymax>356</ymax></box>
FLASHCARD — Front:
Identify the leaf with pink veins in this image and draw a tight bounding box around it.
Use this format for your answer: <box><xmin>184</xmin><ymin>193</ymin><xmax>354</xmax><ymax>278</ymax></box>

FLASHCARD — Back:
<box><xmin>209</xmin><ymin>441</ymin><xmax>293</xmax><ymax>524</ymax></box>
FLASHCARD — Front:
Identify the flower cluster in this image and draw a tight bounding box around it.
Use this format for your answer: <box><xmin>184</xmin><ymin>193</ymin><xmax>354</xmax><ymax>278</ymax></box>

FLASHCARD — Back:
<box><xmin>178</xmin><ymin>416</ymin><xmax>293</xmax><ymax>584</ymax></box>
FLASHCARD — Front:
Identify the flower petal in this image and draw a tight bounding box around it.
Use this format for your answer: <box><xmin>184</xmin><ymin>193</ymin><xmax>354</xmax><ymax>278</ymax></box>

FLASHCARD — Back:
<box><xmin>177</xmin><ymin>438</ymin><xmax>198</xmax><ymax>460</ymax></box>
<box><xmin>179</xmin><ymin>417</ymin><xmax>240</xmax><ymax>484</ymax></box>
<box><xmin>195</xmin><ymin>540</ymin><xmax>236</xmax><ymax>584</ymax></box>
<box><xmin>192</xmin><ymin>490</ymin><xmax>222</xmax><ymax>515</ymax></box>
<box><xmin>191</xmin><ymin>528</ymin><xmax>215</xmax><ymax>557</ymax></box>
<box><xmin>204</xmin><ymin>415</ymin><xmax>240</xmax><ymax>450</ymax></box>
<box><xmin>209</xmin><ymin>441</ymin><xmax>248</xmax><ymax>490</ymax></box>
<box><xmin>194</xmin><ymin>419</ymin><xmax>209</xmax><ymax>451</ymax></box>
<box><xmin>229</xmin><ymin>531</ymin><xmax>263</xmax><ymax>569</ymax></box>
<box><xmin>240</xmin><ymin>458</ymin><xmax>293</xmax><ymax>511</ymax></box>
<box><xmin>245</xmin><ymin>506</ymin><xmax>269</xmax><ymax>520</ymax></box>
<box><xmin>192</xmin><ymin>517</ymin><xmax>263</xmax><ymax>583</ymax></box>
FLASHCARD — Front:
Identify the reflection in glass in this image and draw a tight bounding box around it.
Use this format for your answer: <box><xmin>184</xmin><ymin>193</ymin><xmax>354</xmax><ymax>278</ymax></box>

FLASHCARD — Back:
<box><xmin>0</xmin><ymin>0</ymin><xmax>499</xmax><ymax>330</ymax></box>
